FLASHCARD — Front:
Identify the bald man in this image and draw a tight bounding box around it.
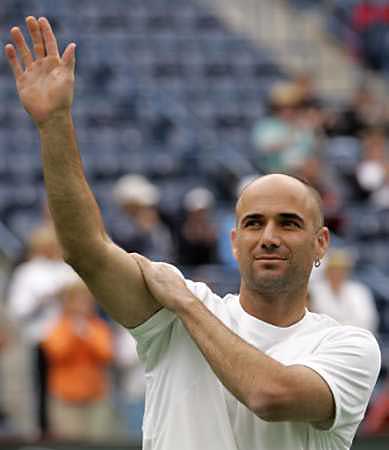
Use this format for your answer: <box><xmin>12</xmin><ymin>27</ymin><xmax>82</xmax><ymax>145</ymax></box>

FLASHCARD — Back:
<box><xmin>5</xmin><ymin>17</ymin><xmax>380</xmax><ymax>450</ymax></box>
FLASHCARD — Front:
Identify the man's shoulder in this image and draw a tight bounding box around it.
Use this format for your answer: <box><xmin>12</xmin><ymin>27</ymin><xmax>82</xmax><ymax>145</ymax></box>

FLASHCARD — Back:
<box><xmin>306</xmin><ymin>311</ymin><xmax>380</xmax><ymax>356</ymax></box>
<box><xmin>305</xmin><ymin>311</ymin><xmax>376</xmax><ymax>341</ymax></box>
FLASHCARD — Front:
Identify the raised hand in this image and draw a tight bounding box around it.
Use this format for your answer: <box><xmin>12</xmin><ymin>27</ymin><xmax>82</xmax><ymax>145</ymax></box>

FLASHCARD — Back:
<box><xmin>4</xmin><ymin>16</ymin><xmax>76</xmax><ymax>126</ymax></box>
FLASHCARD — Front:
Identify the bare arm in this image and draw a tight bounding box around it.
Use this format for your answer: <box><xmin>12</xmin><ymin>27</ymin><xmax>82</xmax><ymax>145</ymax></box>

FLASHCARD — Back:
<box><xmin>4</xmin><ymin>16</ymin><xmax>160</xmax><ymax>327</ymax></box>
<box><xmin>176</xmin><ymin>297</ymin><xmax>334</xmax><ymax>426</ymax></box>
<box><xmin>134</xmin><ymin>255</ymin><xmax>335</xmax><ymax>427</ymax></box>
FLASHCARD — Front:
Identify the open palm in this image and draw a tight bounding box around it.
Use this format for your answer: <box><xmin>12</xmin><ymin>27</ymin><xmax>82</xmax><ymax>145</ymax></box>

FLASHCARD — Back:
<box><xmin>4</xmin><ymin>16</ymin><xmax>76</xmax><ymax>126</ymax></box>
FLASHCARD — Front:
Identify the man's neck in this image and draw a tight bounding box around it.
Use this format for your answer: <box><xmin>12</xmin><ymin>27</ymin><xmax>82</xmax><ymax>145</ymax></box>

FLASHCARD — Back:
<box><xmin>239</xmin><ymin>286</ymin><xmax>307</xmax><ymax>327</ymax></box>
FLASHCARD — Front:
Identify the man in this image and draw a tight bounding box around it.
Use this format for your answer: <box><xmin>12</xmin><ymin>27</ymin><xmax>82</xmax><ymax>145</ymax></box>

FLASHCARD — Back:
<box><xmin>4</xmin><ymin>17</ymin><xmax>381</xmax><ymax>450</ymax></box>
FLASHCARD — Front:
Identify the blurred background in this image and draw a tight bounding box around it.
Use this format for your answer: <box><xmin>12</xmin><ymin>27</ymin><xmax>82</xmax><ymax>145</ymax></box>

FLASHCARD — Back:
<box><xmin>0</xmin><ymin>0</ymin><xmax>389</xmax><ymax>448</ymax></box>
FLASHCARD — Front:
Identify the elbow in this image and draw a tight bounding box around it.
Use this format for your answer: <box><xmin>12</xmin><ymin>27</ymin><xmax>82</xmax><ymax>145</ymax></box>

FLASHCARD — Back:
<box><xmin>63</xmin><ymin>252</ymin><xmax>96</xmax><ymax>282</ymax></box>
<box><xmin>59</xmin><ymin>237</ymin><xmax>84</xmax><ymax>268</ymax></box>
<box><xmin>247</xmin><ymin>388</ymin><xmax>289</xmax><ymax>422</ymax></box>
<box><xmin>62</xmin><ymin>251</ymin><xmax>85</xmax><ymax>275</ymax></box>
<box><xmin>62</xmin><ymin>249</ymin><xmax>76</xmax><ymax>267</ymax></box>
<box><xmin>63</xmin><ymin>250</ymin><xmax>84</xmax><ymax>270</ymax></box>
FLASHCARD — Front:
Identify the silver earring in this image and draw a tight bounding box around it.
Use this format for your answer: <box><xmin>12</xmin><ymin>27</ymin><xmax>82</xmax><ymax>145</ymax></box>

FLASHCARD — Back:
<box><xmin>314</xmin><ymin>258</ymin><xmax>321</xmax><ymax>268</ymax></box>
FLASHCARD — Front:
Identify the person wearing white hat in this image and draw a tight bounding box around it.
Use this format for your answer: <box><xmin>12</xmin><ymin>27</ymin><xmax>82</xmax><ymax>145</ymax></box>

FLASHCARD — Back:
<box><xmin>177</xmin><ymin>187</ymin><xmax>218</xmax><ymax>266</ymax></box>
<box><xmin>111</xmin><ymin>174</ymin><xmax>175</xmax><ymax>262</ymax></box>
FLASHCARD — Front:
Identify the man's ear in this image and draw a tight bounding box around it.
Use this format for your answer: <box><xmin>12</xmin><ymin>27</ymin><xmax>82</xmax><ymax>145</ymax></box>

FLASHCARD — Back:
<box><xmin>231</xmin><ymin>228</ymin><xmax>239</xmax><ymax>260</ymax></box>
<box><xmin>316</xmin><ymin>227</ymin><xmax>330</xmax><ymax>260</ymax></box>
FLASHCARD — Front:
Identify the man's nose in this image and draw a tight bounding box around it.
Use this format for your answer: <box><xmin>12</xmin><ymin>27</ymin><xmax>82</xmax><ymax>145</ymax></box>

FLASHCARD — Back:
<box><xmin>260</xmin><ymin>223</ymin><xmax>281</xmax><ymax>249</ymax></box>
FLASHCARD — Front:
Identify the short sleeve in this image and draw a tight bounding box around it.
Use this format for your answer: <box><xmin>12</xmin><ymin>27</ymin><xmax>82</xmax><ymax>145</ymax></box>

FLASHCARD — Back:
<box><xmin>296</xmin><ymin>327</ymin><xmax>381</xmax><ymax>436</ymax></box>
<box><xmin>128</xmin><ymin>264</ymin><xmax>220</xmax><ymax>370</ymax></box>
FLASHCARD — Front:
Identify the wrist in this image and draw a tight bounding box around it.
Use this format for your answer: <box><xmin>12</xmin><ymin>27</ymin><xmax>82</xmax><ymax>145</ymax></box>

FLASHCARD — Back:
<box><xmin>175</xmin><ymin>292</ymin><xmax>200</xmax><ymax>316</ymax></box>
<box><xmin>37</xmin><ymin>109</ymin><xmax>73</xmax><ymax>133</ymax></box>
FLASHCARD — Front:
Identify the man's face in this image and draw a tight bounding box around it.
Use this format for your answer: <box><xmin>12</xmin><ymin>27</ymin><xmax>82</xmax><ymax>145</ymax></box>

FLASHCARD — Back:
<box><xmin>231</xmin><ymin>175</ymin><xmax>329</xmax><ymax>295</ymax></box>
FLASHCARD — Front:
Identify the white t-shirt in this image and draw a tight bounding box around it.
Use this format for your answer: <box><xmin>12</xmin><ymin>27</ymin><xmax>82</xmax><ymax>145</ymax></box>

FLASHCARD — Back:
<box><xmin>130</xmin><ymin>278</ymin><xmax>381</xmax><ymax>450</ymax></box>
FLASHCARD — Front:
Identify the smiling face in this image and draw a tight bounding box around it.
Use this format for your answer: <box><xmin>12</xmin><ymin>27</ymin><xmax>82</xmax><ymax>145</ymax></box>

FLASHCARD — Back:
<box><xmin>231</xmin><ymin>174</ymin><xmax>329</xmax><ymax>298</ymax></box>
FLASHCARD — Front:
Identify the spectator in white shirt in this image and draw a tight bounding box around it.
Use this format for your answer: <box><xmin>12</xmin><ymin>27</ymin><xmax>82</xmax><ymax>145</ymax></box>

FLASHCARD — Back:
<box><xmin>6</xmin><ymin>224</ymin><xmax>73</xmax><ymax>437</ymax></box>
<box><xmin>309</xmin><ymin>248</ymin><xmax>379</xmax><ymax>333</ymax></box>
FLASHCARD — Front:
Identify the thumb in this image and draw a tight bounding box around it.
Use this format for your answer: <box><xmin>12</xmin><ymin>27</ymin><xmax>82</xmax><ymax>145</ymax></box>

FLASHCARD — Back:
<box><xmin>62</xmin><ymin>42</ymin><xmax>76</xmax><ymax>71</ymax></box>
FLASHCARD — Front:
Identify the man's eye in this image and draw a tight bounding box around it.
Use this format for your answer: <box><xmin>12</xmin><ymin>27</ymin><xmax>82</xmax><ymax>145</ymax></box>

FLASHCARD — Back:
<box><xmin>245</xmin><ymin>219</ymin><xmax>261</xmax><ymax>228</ymax></box>
<box><xmin>282</xmin><ymin>221</ymin><xmax>299</xmax><ymax>228</ymax></box>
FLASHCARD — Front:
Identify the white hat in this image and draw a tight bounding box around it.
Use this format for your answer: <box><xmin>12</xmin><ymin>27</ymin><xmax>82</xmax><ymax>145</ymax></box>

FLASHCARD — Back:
<box><xmin>113</xmin><ymin>174</ymin><xmax>160</xmax><ymax>206</ymax></box>
<box><xmin>183</xmin><ymin>187</ymin><xmax>214</xmax><ymax>211</ymax></box>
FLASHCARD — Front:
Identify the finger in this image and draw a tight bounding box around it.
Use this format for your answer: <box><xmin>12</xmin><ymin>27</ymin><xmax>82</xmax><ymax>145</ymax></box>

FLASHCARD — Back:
<box><xmin>38</xmin><ymin>17</ymin><xmax>59</xmax><ymax>57</ymax></box>
<box><xmin>26</xmin><ymin>16</ymin><xmax>45</xmax><ymax>58</ymax></box>
<box><xmin>10</xmin><ymin>27</ymin><xmax>33</xmax><ymax>68</ymax></box>
<box><xmin>4</xmin><ymin>44</ymin><xmax>23</xmax><ymax>79</ymax></box>
<box><xmin>62</xmin><ymin>42</ymin><xmax>76</xmax><ymax>70</ymax></box>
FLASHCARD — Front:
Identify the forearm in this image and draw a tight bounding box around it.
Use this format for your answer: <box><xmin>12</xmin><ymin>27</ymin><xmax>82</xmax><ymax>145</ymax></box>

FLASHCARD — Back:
<box><xmin>176</xmin><ymin>296</ymin><xmax>288</xmax><ymax>420</ymax></box>
<box><xmin>38</xmin><ymin>111</ymin><xmax>108</xmax><ymax>263</ymax></box>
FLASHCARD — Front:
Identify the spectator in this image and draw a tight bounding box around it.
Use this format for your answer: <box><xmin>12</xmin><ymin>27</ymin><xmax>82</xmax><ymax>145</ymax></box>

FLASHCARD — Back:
<box><xmin>351</xmin><ymin>1</ymin><xmax>389</xmax><ymax>71</ymax></box>
<box><xmin>252</xmin><ymin>81</ymin><xmax>316</xmax><ymax>173</ymax></box>
<box><xmin>111</xmin><ymin>174</ymin><xmax>175</xmax><ymax>262</ymax></box>
<box><xmin>6</xmin><ymin>224</ymin><xmax>73</xmax><ymax>437</ymax></box>
<box><xmin>42</xmin><ymin>277</ymin><xmax>114</xmax><ymax>441</ymax></box>
<box><xmin>371</xmin><ymin>161</ymin><xmax>389</xmax><ymax>208</ymax></box>
<box><xmin>294</xmin><ymin>71</ymin><xmax>321</xmax><ymax>108</ymax></box>
<box><xmin>353</xmin><ymin>127</ymin><xmax>388</xmax><ymax>202</ymax></box>
<box><xmin>324</xmin><ymin>85</ymin><xmax>385</xmax><ymax>138</ymax></box>
<box><xmin>177</xmin><ymin>187</ymin><xmax>218</xmax><ymax>266</ymax></box>
<box><xmin>309</xmin><ymin>248</ymin><xmax>379</xmax><ymax>333</ymax></box>
<box><xmin>293</xmin><ymin>71</ymin><xmax>327</xmax><ymax>136</ymax></box>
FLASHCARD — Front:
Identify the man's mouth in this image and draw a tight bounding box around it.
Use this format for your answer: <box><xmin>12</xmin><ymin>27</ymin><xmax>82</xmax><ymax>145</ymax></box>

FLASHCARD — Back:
<box><xmin>255</xmin><ymin>256</ymin><xmax>286</xmax><ymax>261</ymax></box>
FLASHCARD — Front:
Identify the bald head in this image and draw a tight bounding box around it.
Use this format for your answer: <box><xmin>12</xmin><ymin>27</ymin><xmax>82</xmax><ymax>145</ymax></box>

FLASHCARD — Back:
<box><xmin>235</xmin><ymin>174</ymin><xmax>324</xmax><ymax>230</ymax></box>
